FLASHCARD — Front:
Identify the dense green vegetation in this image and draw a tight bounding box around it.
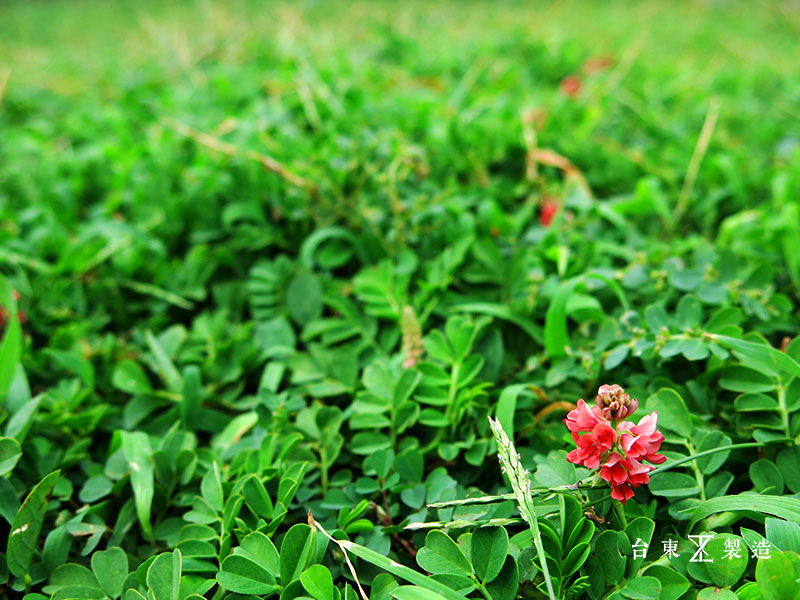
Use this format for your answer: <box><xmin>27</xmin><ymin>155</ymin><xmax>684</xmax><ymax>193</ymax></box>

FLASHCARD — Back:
<box><xmin>1</xmin><ymin>1</ymin><xmax>799</xmax><ymax>599</ymax></box>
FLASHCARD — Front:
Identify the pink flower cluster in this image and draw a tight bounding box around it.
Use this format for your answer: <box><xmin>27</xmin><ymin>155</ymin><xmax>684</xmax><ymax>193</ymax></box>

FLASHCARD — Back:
<box><xmin>564</xmin><ymin>385</ymin><xmax>666</xmax><ymax>504</ymax></box>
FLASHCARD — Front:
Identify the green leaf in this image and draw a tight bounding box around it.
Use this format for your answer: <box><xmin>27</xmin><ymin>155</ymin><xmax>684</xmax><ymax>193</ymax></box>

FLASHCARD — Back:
<box><xmin>0</xmin><ymin>437</ymin><xmax>22</xmax><ymax>476</ymax></box>
<box><xmin>695</xmin><ymin>430</ymin><xmax>731</xmax><ymax>474</ymax></box>
<box><xmin>390</xmin><ymin>586</ymin><xmax>449</xmax><ymax>600</ymax></box>
<box><xmin>448</xmin><ymin>303</ymin><xmax>543</xmax><ymax>344</ymax></box>
<box><xmin>471</xmin><ymin>526</ymin><xmax>508</xmax><ymax>583</ymax></box>
<box><xmin>485</xmin><ymin>555</ymin><xmax>517</xmax><ymax>600</ymax></box>
<box><xmin>776</xmin><ymin>446</ymin><xmax>800</xmax><ymax>493</ymax></box>
<box><xmin>704</xmin><ymin>307</ymin><xmax>742</xmax><ymax>333</ymax></box>
<box><xmin>91</xmin><ymin>547</ymin><xmax>128</xmax><ymax>599</ymax></box>
<box><xmin>145</xmin><ymin>330</ymin><xmax>182</xmax><ymax>393</ymax></box>
<box><xmin>618</xmin><ymin>576</ymin><xmax>661</xmax><ymax>599</ymax></box>
<box><xmin>372</xmin><ymin>573</ymin><xmax>399</xmax><ymax>600</ymax></box>
<box><xmin>146</xmin><ymin>550</ymin><xmax>181</xmax><ymax>600</ymax></box>
<box><xmin>299</xmin><ymin>226</ymin><xmax>361</xmax><ymax>270</ymax></box>
<box><xmin>563</xmin><ymin>542</ymin><xmax>590</xmax><ymax>578</ymax></box>
<box><xmin>424</xmin><ymin>331</ymin><xmax>454</xmax><ymax>364</ymax></box>
<box><xmin>605</xmin><ymin>344</ymin><xmax>630</xmax><ymax>369</ymax></box>
<box><xmin>287</xmin><ymin>274</ymin><xmax>323</xmax><ymax>325</ymax></box>
<box><xmin>49</xmin><ymin>563</ymin><xmax>100</xmax><ymax>588</ymax></box>
<box><xmin>645</xmin><ymin>305</ymin><xmax>670</xmax><ymax>333</ymax></box>
<box><xmin>280</xmin><ymin>524</ymin><xmax>316</xmax><ymax>584</ymax></box>
<box><xmin>719</xmin><ymin>366</ymin><xmax>775</xmax><ymax>393</ymax></box>
<box><xmin>704</xmin><ymin>534</ymin><xmax>748</xmax><ymax>587</ymax></box>
<box><xmin>5</xmin><ymin>397</ymin><xmax>40</xmax><ymax>443</ymax></box>
<box><xmin>236</xmin><ymin>535</ymin><xmax>277</xmax><ymax>574</ymax></box>
<box><xmin>45</xmin><ymin>349</ymin><xmax>95</xmax><ymax>389</ymax></box>
<box><xmin>6</xmin><ymin>470</ymin><xmax>60</xmax><ymax>578</ymax></box>
<box><xmin>735</xmin><ymin>393</ymin><xmax>779</xmax><ymax>412</ymax></box>
<box><xmin>532</xmin><ymin>451</ymin><xmax>578</xmax><ymax>488</ymax></box>
<box><xmin>42</xmin><ymin>524</ymin><xmax>73</xmax><ymax>573</ymax></box>
<box><xmin>645</xmin><ymin>388</ymin><xmax>692</xmax><ymax>437</ymax></box>
<box><xmin>112</xmin><ymin>360</ymin><xmax>152</xmax><ymax>395</ymax></box>
<box><xmin>733</xmin><ymin>581</ymin><xmax>762</xmax><ymax>600</ymax></box>
<box><xmin>444</xmin><ymin>315</ymin><xmax>481</xmax><ymax>363</ymax></box>
<box><xmin>756</xmin><ymin>551</ymin><xmax>800</xmax><ymax>600</ymax></box>
<box><xmin>642</xmin><ymin>565</ymin><xmax>690</xmax><ymax>600</ymax></box>
<box><xmin>495</xmin><ymin>385</ymin><xmax>525</xmax><ymax>440</ymax></box>
<box><xmin>211</xmin><ymin>411</ymin><xmax>258</xmax><ymax>452</ymax></box>
<box><xmin>425</xmin><ymin>574</ymin><xmax>472</xmax><ymax>595</ymax></box>
<box><xmin>697</xmin><ymin>589</ymin><xmax>738</xmax><ymax>600</ymax></box>
<box><xmin>217</xmin><ymin>554</ymin><xmax>277</xmax><ymax>595</ymax></box>
<box><xmin>416</xmin><ymin>530</ymin><xmax>472</xmax><ymax>576</ymax></box>
<box><xmin>676</xmin><ymin>295</ymin><xmax>702</xmax><ymax>329</ymax></box>
<box><xmin>180</xmin><ymin>366</ymin><xmax>202</xmax><ymax>430</ymax></box>
<box><xmin>764</xmin><ymin>517</ymin><xmax>800</xmax><ymax>553</ymax></box>
<box><xmin>365</xmin><ymin>449</ymin><xmax>394</xmax><ymax>480</ymax></box>
<box><xmin>595</xmin><ymin>530</ymin><xmax>626</xmax><ymax>585</ymax></box>
<box><xmin>544</xmin><ymin>278</ymin><xmax>578</xmax><ymax>358</ymax></box>
<box><xmin>0</xmin><ymin>306</ymin><xmax>22</xmax><ymax>399</ymax></box>
<box><xmin>681</xmin><ymin>338</ymin><xmax>709</xmax><ymax>360</ymax></box>
<box><xmin>669</xmin><ymin>269</ymin><xmax>702</xmax><ymax>292</ymax></box>
<box><xmin>120</xmin><ymin>431</ymin><xmax>154</xmax><ymax>540</ymax></box>
<box><xmin>709</xmin><ymin>335</ymin><xmax>800</xmax><ymax>379</ymax></box>
<box><xmin>301</xmin><ymin>564</ymin><xmax>335</xmax><ymax>600</ymax></box>
<box><xmin>241</xmin><ymin>475</ymin><xmax>274</xmax><ymax>520</ymax></box>
<box><xmin>749</xmin><ymin>459</ymin><xmax>784</xmax><ymax>494</ymax></box>
<box><xmin>200</xmin><ymin>462</ymin><xmax>224</xmax><ymax>512</ymax></box>
<box><xmin>624</xmin><ymin>517</ymin><xmax>655</xmax><ymax>575</ymax></box>
<box><xmin>689</xmin><ymin>494</ymin><xmax>800</xmax><ymax>529</ymax></box>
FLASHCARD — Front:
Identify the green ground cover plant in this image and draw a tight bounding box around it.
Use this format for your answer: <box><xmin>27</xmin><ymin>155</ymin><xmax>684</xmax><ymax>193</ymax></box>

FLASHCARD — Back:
<box><xmin>1</xmin><ymin>1</ymin><xmax>799</xmax><ymax>599</ymax></box>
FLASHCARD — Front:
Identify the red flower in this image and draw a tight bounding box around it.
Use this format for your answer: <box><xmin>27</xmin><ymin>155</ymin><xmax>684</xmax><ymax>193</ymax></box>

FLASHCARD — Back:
<box><xmin>617</xmin><ymin>412</ymin><xmax>667</xmax><ymax>465</ymax></box>
<box><xmin>600</xmin><ymin>453</ymin><xmax>651</xmax><ymax>485</ymax></box>
<box><xmin>610</xmin><ymin>483</ymin><xmax>634</xmax><ymax>503</ymax></box>
<box><xmin>560</xmin><ymin>75</ymin><xmax>582</xmax><ymax>98</ymax></box>
<box><xmin>564</xmin><ymin>399</ymin><xmax>605</xmax><ymax>441</ymax></box>
<box><xmin>566</xmin><ymin>421</ymin><xmax>617</xmax><ymax>469</ymax></box>
<box><xmin>540</xmin><ymin>199</ymin><xmax>559</xmax><ymax>227</ymax></box>
<box><xmin>563</xmin><ymin>385</ymin><xmax>667</xmax><ymax>504</ymax></box>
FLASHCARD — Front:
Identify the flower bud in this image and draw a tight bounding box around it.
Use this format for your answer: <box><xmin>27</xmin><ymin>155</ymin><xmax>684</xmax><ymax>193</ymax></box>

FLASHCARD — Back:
<box><xmin>595</xmin><ymin>384</ymin><xmax>638</xmax><ymax>420</ymax></box>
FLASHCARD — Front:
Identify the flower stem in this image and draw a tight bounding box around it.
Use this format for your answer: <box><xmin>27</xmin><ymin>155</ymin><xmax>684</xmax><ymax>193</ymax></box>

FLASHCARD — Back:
<box><xmin>649</xmin><ymin>442</ymin><xmax>766</xmax><ymax>476</ymax></box>
<box><xmin>613</xmin><ymin>501</ymin><xmax>628</xmax><ymax>529</ymax></box>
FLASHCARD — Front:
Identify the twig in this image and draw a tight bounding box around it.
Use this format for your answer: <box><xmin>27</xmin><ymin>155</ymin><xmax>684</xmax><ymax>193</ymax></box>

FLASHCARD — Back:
<box><xmin>529</xmin><ymin>148</ymin><xmax>592</xmax><ymax>198</ymax></box>
<box><xmin>308</xmin><ymin>511</ymin><xmax>370</xmax><ymax>600</ymax></box>
<box><xmin>162</xmin><ymin>117</ymin><xmax>315</xmax><ymax>191</ymax></box>
<box><xmin>649</xmin><ymin>442</ymin><xmax>764</xmax><ymax>476</ymax></box>
<box><xmin>674</xmin><ymin>97</ymin><xmax>720</xmax><ymax>222</ymax></box>
<box><xmin>534</xmin><ymin>400</ymin><xmax>577</xmax><ymax>424</ymax></box>
<box><xmin>371</xmin><ymin>501</ymin><xmax>418</xmax><ymax>558</ymax></box>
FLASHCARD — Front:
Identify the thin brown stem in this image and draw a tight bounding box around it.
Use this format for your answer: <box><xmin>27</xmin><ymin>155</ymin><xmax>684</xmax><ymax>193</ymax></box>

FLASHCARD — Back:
<box><xmin>162</xmin><ymin>117</ymin><xmax>315</xmax><ymax>191</ymax></box>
